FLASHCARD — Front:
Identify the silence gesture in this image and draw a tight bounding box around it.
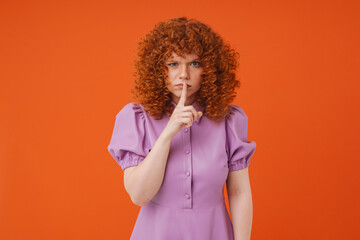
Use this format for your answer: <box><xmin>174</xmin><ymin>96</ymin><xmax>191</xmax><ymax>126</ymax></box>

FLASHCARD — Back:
<box><xmin>164</xmin><ymin>82</ymin><xmax>203</xmax><ymax>138</ymax></box>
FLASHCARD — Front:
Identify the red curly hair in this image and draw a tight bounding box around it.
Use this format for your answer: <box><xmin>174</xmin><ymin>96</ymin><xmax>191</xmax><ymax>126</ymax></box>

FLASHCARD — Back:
<box><xmin>130</xmin><ymin>17</ymin><xmax>241</xmax><ymax>122</ymax></box>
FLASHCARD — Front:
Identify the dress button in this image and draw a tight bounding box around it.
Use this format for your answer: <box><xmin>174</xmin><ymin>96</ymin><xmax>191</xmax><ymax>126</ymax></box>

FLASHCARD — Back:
<box><xmin>186</xmin><ymin>171</ymin><xmax>190</xmax><ymax>176</ymax></box>
<box><xmin>186</xmin><ymin>150</ymin><xmax>190</xmax><ymax>154</ymax></box>
<box><xmin>184</xmin><ymin>128</ymin><xmax>189</xmax><ymax>132</ymax></box>
<box><xmin>185</xmin><ymin>194</ymin><xmax>190</xmax><ymax>199</ymax></box>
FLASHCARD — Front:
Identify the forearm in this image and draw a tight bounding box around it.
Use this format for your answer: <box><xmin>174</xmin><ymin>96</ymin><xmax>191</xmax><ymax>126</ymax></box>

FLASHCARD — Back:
<box><xmin>126</xmin><ymin>129</ymin><xmax>173</xmax><ymax>206</ymax></box>
<box><xmin>228</xmin><ymin>191</ymin><xmax>253</xmax><ymax>240</ymax></box>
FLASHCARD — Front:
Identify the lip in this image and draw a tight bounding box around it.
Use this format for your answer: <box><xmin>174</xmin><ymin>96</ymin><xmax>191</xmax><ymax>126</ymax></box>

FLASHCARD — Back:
<box><xmin>176</xmin><ymin>84</ymin><xmax>191</xmax><ymax>87</ymax></box>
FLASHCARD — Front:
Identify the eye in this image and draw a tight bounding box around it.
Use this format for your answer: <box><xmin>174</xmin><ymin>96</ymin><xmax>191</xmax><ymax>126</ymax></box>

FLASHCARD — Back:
<box><xmin>191</xmin><ymin>61</ymin><xmax>201</xmax><ymax>67</ymax></box>
<box><xmin>167</xmin><ymin>62</ymin><xmax>201</xmax><ymax>67</ymax></box>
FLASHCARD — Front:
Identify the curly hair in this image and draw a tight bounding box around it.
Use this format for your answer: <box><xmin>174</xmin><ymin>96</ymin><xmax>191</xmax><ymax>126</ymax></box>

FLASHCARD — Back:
<box><xmin>130</xmin><ymin>17</ymin><xmax>241</xmax><ymax>122</ymax></box>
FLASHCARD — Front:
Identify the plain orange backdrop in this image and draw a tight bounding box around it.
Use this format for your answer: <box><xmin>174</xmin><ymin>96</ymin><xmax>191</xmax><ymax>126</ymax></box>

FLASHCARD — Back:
<box><xmin>1</xmin><ymin>0</ymin><xmax>359</xmax><ymax>239</ymax></box>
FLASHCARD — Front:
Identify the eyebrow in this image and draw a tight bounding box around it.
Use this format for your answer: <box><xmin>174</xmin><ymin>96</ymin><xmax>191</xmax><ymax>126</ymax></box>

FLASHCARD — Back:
<box><xmin>167</xmin><ymin>58</ymin><xmax>201</xmax><ymax>62</ymax></box>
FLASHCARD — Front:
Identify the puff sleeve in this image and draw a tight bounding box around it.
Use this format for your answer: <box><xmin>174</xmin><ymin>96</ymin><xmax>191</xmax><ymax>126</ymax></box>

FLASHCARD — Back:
<box><xmin>225</xmin><ymin>105</ymin><xmax>256</xmax><ymax>171</ymax></box>
<box><xmin>107</xmin><ymin>102</ymin><xmax>149</xmax><ymax>171</ymax></box>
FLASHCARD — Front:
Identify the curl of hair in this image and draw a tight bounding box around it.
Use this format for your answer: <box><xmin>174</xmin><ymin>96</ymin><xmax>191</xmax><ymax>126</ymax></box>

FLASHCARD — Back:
<box><xmin>130</xmin><ymin>16</ymin><xmax>241</xmax><ymax>122</ymax></box>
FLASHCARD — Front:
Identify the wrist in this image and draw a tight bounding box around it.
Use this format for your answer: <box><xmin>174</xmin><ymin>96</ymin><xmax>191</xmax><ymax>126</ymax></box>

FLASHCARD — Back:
<box><xmin>160</xmin><ymin>128</ymin><xmax>174</xmax><ymax>142</ymax></box>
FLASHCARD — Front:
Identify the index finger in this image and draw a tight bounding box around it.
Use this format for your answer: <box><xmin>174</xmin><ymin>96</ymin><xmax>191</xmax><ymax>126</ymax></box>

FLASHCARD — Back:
<box><xmin>178</xmin><ymin>82</ymin><xmax>187</xmax><ymax>106</ymax></box>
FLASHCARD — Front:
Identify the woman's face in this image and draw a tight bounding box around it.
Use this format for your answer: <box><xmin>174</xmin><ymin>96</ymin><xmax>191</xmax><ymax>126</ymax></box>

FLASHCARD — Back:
<box><xmin>164</xmin><ymin>52</ymin><xmax>203</xmax><ymax>106</ymax></box>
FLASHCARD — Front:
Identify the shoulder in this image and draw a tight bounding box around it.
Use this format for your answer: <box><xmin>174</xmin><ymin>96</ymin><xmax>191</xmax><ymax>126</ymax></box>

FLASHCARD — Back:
<box><xmin>225</xmin><ymin>104</ymin><xmax>250</xmax><ymax>143</ymax></box>
<box><xmin>116</xmin><ymin>102</ymin><xmax>145</xmax><ymax>120</ymax></box>
<box><xmin>226</xmin><ymin>104</ymin><xmax>248</xmax><ymax>122</ymax></box>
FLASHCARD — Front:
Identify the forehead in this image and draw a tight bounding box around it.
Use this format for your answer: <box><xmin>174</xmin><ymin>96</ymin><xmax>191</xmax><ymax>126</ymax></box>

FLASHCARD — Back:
<box><xmin>167</xmin><ymin>52</ymin><xmax>200</xmax><ymax>60</ymax></box>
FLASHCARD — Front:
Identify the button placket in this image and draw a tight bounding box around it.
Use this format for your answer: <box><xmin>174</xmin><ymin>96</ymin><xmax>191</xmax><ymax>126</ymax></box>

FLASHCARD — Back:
<box><xmin>182</xmin><ymin>127</ymin><xmax>192</xmax><ymax>209</ymax></box>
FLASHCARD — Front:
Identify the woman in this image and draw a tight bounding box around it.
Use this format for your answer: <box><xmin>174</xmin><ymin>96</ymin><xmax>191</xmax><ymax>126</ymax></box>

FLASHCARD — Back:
<box><xmin>108</xmin><ymin>17</ymin><xmax>256</xmax><ymax>240</ymax></box>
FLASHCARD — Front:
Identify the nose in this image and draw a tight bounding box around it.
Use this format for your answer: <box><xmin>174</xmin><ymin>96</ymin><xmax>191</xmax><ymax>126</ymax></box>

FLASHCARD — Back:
<box><xmin>179</xmin><ymin>64</ymin><xmax>190</xmax><ymax>80</ymax></box>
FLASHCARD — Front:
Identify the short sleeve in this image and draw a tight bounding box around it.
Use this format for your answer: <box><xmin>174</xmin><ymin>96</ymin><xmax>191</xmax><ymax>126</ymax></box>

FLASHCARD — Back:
<box><xmin>107</xmin><ymin>102</ymin><xmax>149</xmax><ymax>171</ymax></box>
<box><xmin>225</xmin><ymin>105</ymin><xmax>256</xmax><ymax>171</ymax></box>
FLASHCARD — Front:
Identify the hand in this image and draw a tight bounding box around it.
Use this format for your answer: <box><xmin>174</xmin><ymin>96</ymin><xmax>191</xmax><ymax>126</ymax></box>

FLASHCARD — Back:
<box><xmin>164</xmin><ymin>82</ymin><xmax>203</xmax><ymax>138</ymax></box>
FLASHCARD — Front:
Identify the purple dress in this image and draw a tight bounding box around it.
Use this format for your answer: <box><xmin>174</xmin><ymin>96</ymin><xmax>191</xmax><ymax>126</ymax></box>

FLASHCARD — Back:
<box><xmin>107</xmin><ymin>100</ymin><xmax>256</xmax><ymax>240</ymax></box>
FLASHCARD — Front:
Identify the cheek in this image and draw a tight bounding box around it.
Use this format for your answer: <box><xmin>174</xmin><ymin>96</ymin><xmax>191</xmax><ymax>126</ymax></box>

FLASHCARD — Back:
<box><xmin>194</xmin><ymin>71</ymin><xmax>203</xmax><ymax>82</ymax></box>
<box><xmin>192</xmin><ymin>69</ymin><xmax>203</xmax><ymax>77</ymax></box>
<box><xmin>164</xmin><ymin>72</ymin><xmax>174</xmax><ymax>84</ymax></box>
<box><xmin>166</xmin><ymin>71</ymin><xmax>177</xmax><ymax>82</ymax></box>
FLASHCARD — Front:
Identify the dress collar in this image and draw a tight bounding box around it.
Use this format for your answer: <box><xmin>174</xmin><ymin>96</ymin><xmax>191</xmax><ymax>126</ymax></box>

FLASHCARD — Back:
<box><xmin>170</xmin><ymin>99</ymin><xmax>204</xmax><ymax>124</ymax></box>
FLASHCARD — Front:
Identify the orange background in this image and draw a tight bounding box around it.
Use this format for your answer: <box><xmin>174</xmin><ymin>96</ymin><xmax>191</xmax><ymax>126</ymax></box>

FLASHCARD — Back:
<box><xmin>1</xmin><ymin>0</ymin><xmax>359</xmax><ymax>239</ymax></box>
